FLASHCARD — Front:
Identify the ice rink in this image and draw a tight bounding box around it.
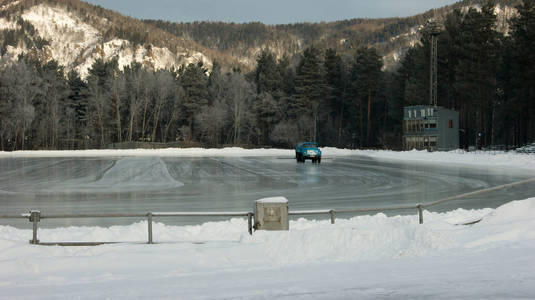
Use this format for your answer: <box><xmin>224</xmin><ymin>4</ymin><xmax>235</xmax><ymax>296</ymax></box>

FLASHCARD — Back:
<box><xmin>1</xmin><ymin>154</ymin><xmax>534</xmax><ymax>227</ymax></box>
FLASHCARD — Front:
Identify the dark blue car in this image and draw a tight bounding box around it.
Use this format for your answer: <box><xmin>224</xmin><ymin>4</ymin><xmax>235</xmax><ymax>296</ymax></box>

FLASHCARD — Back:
<box><xmin>295</xmin><ymin>142</ymin><xmax>322</xmax><ymax>163</ymax></box>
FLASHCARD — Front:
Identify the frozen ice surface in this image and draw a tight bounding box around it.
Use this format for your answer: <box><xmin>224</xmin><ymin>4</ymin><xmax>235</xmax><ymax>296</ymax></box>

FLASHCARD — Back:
<box><xmin>0</xmin><ymin>148</ymin><xmax>534</xmax><ymax>228</ymax></box>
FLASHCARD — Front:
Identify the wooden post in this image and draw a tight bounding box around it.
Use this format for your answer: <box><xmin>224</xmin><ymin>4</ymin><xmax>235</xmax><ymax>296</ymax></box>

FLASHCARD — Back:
<box><xmin>247</xmin><ymin>213</ymin><xmax>253</xmax><ymax>235</ymax></box>
<box><xmin>417</xmin><ymin>205</ymin><xmax>423</xmax><ymax>224</ymax></box>
<box><xmin>147</xmin><ymin>212</ymin><xmax>153</xmax><ymax>244</ymax></box>
<box><xmin>29</xmin><ymin>210</ymin><xmax>40</xmax><ymax>245</ymax></box>
<box><xmin>329</xmin><ymin>210</ymin><xmax>335</xmax><ymax>224</ymax></box>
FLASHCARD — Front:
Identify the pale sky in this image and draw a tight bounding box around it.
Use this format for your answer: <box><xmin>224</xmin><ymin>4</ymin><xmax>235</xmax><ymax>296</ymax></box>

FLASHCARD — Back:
<box><xmin>83</xmin><ymin>0</ymin><xmax>459</xmax><ymax>24</ymax></box>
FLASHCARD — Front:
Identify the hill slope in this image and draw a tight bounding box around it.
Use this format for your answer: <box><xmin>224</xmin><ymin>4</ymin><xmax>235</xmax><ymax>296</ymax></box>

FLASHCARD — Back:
<box><xmin>0</xmin><ymin>0</ymin><xmax>521</xmax><ymax>77</ymax></box>
<box><xmin>0</xmin><ymin>0</ymin><xmax>216</xmax><ymax>78</ymax></box>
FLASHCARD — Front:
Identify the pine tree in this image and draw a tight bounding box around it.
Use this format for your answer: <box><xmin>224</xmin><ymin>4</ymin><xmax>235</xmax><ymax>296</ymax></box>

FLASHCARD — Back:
<box><xmin>454</xmin><ymin>2</ymin><xmax>501</xmax><ymax>148</ymax></box>
<box><xmin>85</xmin><ymin>58</ymin><xmax>118</xmax><ymax>147</ymax></box>
<box><xmin>354</xmin><ymin>47</ymin><xmax>383</xmax><ymax>147</ymax></box>
<box><xmin>254</xmin><ymin>92</ymin><xmax>279</xmax><ymax>145</ymax></box>
<box><xmin>66</xmin><ymin>70</ymin><xmax>87</xmax><ymax>149</ymax></box>
<box><xmin>180</xmin><ymin>62</ymin><xmax>209</xmax><ymax>141</ymax></box>
<box><xmin>255</xmin><ymin>50</ymin><xmax>282</xmax><ymax>95</ymax></box>
<box><xmin>323</xmin><ymin>48</ymin><xmax>346</xmax><ymax>146</ymax></box>
<box><xmin>294</xmin><ymin>46</ymin><xmax>326</xmax><ymax>142</ymax></box>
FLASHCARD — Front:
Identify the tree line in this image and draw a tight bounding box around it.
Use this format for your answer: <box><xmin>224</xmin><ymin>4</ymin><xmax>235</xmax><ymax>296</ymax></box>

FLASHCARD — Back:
<box><xmin>0</xmin><ymin>0</ymin><xmax>533</xmax><ymax>151</ymax></box>
<box><xmin>0</xmin><ymin>46</ymin><xmax>389</xmax><ymax>150</ymax></box>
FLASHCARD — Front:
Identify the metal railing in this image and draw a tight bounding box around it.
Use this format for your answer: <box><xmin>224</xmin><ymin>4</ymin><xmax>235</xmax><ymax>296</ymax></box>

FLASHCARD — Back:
<box><xmin>293</xmin><ymin>177</ymin><xmax>535</xmax><ymax>226</ymax></box>
<box><xmin>1</xmin><ymin>177</ymin><xmax>534</xmax><ymax>246</ymax></box>
<box><xmin>0</xmin><ymin>211</ymin><xmax>254</xmax><ymax>246</ymax></box>
<box><xmin>290</xmin><ymin>204</ymin><xmax>425</xmax><ymax>225</ymax></box>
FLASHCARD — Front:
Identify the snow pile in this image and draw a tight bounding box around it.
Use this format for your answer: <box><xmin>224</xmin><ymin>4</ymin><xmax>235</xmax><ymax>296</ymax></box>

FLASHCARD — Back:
<box><xmin>0</xmin><ymin>199</ymin><xmax>534</xmax><ymax>298</ymax></box>
<box><xmin>0</xmin><ymin>147</ymin><xmax>294</xmax><ymax>158</ymax></box>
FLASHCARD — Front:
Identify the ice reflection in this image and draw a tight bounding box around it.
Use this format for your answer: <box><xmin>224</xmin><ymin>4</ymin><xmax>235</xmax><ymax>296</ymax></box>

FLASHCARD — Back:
<box><xmin>296</xmin><ymin>162</ymin><xmax>321</xmax><ymax>184</ymax></box>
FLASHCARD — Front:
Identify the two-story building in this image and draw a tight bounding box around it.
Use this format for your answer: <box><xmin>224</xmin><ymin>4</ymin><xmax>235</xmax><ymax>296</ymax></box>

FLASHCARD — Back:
<box><xmin>403</xmin><ymin>105</ymin><xmax>459</xmax><ymax>151</ymax></box>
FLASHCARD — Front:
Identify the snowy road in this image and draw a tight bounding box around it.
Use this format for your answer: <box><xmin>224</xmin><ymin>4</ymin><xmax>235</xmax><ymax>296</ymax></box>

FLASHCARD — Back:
<box><xmin>1</xmin><ymin>153</ymin><xmax>534</xmax><ymax>227</ymax></box>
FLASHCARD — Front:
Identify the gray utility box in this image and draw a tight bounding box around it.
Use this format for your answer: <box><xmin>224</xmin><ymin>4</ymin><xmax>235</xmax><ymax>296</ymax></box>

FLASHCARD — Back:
<box><xmin>254</xmin><ymin>197</ymin><xmax>289</xmax><ymax>231</ymax></box>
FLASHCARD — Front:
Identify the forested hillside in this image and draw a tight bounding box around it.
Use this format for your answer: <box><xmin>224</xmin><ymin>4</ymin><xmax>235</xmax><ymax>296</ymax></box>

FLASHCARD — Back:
<box><xmin>0</xmin><ymin>0</ymin><xmax>533</xmax><ymax>151</ymax></box>
<box><xmin>145</xmin><ymin>0</ymin><xmax>520</xmax><ymax>69</ymax></box>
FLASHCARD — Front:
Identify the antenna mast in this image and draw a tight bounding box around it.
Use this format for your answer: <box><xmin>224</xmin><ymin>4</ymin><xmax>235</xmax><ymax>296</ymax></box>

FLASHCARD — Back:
<box><xmin>428</xmin><ymin>19</ymin><xmax>443</xmax><ymax>107</ymax></box>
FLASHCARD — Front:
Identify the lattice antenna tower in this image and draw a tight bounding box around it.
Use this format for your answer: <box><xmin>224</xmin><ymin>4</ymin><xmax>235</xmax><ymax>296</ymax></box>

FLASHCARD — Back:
<box><xmin>428</xmin><ymin>19</ymin><xmax>444</xmax><ymax>107</ymax></box>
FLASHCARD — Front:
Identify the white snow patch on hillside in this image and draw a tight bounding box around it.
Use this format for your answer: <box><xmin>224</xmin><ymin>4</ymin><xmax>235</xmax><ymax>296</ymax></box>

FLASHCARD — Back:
<box><xmin>79</xmin><ymin>39</ymin><xmax>213</xmax><ymax>77</ymax></box>
<box><xmin>0</xmin><ymin>45</ymin><xmax>24</xmax><ymax>63</ymax></box>
<box><xmin>0</xmin><ymin>17</ymin><xmax>18</xmax><ymax>30</ymax></box>
<box><xmin>147</xmin><ymin>45</ymin><xmax>184</xmax><ymax>70</ymax></box>
<box><xmin>180</xmin><ymin>50</ymin><xmax>213</xmax><ymax>70</ymax></box>
<box><xmin>21</xmin><ymin>3</ymin><xmax>101</xmax><ymax>73</ymax></box>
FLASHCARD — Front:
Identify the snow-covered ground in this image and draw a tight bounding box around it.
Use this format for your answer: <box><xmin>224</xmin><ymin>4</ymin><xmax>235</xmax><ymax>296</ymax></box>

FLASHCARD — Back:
<box><xmin>1</xmin><ymin>148</ymin><xmax>534</xmax><ymax>299</ymax></box>
<box><xmin>1</xmin><ymin>199</ymin><xmax>534</xmax><ymax>299</ymax></box>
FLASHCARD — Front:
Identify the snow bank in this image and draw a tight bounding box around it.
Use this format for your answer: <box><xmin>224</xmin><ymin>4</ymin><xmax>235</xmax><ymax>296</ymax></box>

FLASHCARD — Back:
<box><xmin>1</xmin><ymin>199</ymin><xmax>528</xmax><ymax>260</ymax></box>
<box><xmin>0</xmin><ymin>199</ymin><xmax>534</xmax><ymax>298</ymax></box>
<box><xmin>323</xmin><ymin>147</ymin><xmax>535</xmax><ymax>170</ymax></box>
<box><xmin>0</xmin><ymin>147</ymin><xmax>293</xmax><ymax>158</ymax></box>
<box><xmin>2</xmin><ymin>147</ymin><xmax>534</xmax><ymax>172</ymax></box>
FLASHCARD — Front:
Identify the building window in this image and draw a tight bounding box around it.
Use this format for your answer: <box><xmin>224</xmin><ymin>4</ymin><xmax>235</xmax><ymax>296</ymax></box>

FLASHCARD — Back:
<box><xmin>421</xmin><ymin>109</ymin><xmax>426</xmax><ymax>117</ymax></box>
<box><xmin>408</xmin><ymin>111</ymin><xmax>411</xmax><ymax>118</ymax></box>
<box><xmin>449</xmin><ymin>119</ymin><xmax>453</xmax><ymax>128</ymax></box>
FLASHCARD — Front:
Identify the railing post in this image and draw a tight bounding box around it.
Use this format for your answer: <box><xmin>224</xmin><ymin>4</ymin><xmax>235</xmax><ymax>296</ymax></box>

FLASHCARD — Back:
<box><xmin>417</xmin><ymin>205</ymin><xmax>423</xmax><ymax>224</ymax></box>
<box><xmin>147</xmin><ymin>212</ymin><xmax>153</xmax><ymax>244</ymax></box>
<box><xmin>29</xmin><ymin>210</ymin><xmax>40</xmax><ymax>245</ymax></box>
<box><xmin>247</xmin><ymin>213</ymin><xmax>253</xmax><ymax>235</ymax></box>
<box><xmin>329</xmin><ymin>210</ymin><xmax>335</xmax><ymax>224</ymax></box>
